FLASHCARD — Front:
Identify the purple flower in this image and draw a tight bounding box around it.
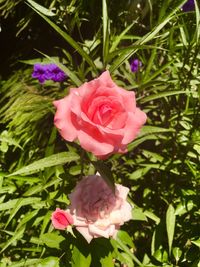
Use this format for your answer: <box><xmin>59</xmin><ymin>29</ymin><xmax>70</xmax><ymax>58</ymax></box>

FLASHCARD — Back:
<box><xmin>32</xmin><ymin>64</ymin><xmax>47</xmax><ymax>84</ymax></box>
<box><xmin>130</xmin><ymin>59</ymin><xmax>142</xmax><ymax>73</ymax></box>
<box><xmin>32</xmin><ymin>63</ymin><xmax>67</xmax><ymax>83</ymax></box>
<box><xmin>47</xmin><ymin>64</ymin><xmax>67</xmax><ymax>82</ymax></box>
<box><xmin>181</xmin><ymin>0</ymin><xmax>195</xmax><ymax>12</ymax></box>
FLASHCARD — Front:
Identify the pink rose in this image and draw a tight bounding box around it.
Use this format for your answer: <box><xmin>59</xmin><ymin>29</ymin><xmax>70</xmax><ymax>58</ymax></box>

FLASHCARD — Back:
<box><xmin>67</xmin><ymin>175</ymin><xmax>132</xmax><ymax>243</ymax></box>
<box><xmin>51</xmin><ymin>208</ymin><xmax>74</xmax><ymax>230</ymax></box>
<box><xmin>53</xmin><ymin>71</ymin><xmax>147</xmax><ymax>159</ymax></box>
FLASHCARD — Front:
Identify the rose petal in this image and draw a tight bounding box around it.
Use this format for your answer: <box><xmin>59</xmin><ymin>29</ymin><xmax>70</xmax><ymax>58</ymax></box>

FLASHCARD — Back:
<box><xmin>116</xmin><ymin>184</ymin><xmax>130</xmax><ymax>200</ymax></box>
<box><xmin>53</xmin><ymin>97</ymin><xmax>77</xmax><ymax>141</ymax></box>
<box><xmin>76</xmin><ymin>226</ymin><xmax>93</xmax><ymax>243</ymax></box>
<box><xmin>78</xmin><ymin>129</ymin><xmax>114</xmax><ymax>157</ymax></box>
<box><xmin>122</xmin><ymin>108</ymin><xmax>147</xmax><ymax>145</ymax></box>
<box><xmin>88</xmin><ymin>224</ymin><xmax>110</xmax><ymax>238</ymax></box>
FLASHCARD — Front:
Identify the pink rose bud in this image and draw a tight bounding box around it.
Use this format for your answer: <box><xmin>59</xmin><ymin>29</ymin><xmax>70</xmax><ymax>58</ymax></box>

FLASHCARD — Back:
<box><xmin>53</xmin><ymin>71</ymin><xmax>147</xmax><ymax>159</ymax></box>
<box><xmin>51</xmin><ymin>208</ymin><xmax>74</xmax><ymax>230</ymax></box>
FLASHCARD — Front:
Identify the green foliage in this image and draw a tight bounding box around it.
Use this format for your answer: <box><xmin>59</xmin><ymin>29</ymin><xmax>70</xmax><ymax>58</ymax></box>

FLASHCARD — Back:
<box><xmin>0</xmin><ymin>0</ymin><xmax>200</xmax><ymax>266</ymax></box>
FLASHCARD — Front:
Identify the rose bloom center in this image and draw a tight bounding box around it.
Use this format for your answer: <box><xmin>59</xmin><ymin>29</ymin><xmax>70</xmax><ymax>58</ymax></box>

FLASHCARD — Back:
<box><xmin>80</xmin><ymin>182</ymin><xmax>120</xmax><ymax>222</ymax></box>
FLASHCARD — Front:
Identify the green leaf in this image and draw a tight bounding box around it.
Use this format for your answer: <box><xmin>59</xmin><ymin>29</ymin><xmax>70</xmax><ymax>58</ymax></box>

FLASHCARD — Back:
<box><xmin>16</xmin><ymin>210</ymin><xmax>39</xmax><ymax>230</ymax></box>
<box><xmin>92</xmin><ymin>160</ymin><xmax>115</xmax><ymax>192</ymax></box>
<box><xmin>128</xmin><ymin>134</ymin><xmax>166</xmax><ymax>151</ymax></box>
<box><xmin>144</xmin><ymin>210</ymin><xmax>160</xmax><ymax>225</ymax></box>
<box><xmin>115</xmin><ymin>234</ymin><xmax>143</xmax><ymax>266</ymax></box>
<box><xmin>191</xmin><ymin>239</ymin><xmax>200</xmax><ymax>248</ymax></box>
<box><xmin>172</xmin><ymin>247</ymin><xmax>182</xmax><ymax>262</ymax></box>
<box><xmin>41</xmin><ymin>232</ymin><xmax>65</xmax><ymax>249</ymax></box>
<box><xmin>102</xmin><ymin>0</ymin><xmax>109</xmax><ymax>66</ymax></box>
<box><xmin>5</xmin><ymin>259</ymin><xmax>43</xmax><ymax>267</ymax></box>
<box><xmin>109</xmin><ymin>0</ymin><xmax>187</xmax><ymax>72</ymax></box>
<box><xmin>5</xmin><ymin>197</ymin><xmax>41</xmax><ymax>228</ymax></box>
<box><xmin>0</xmin><ymin>199</ymin><xmax>18</xmax><ymax>211</ymax></box>
<box><xmin>109</xmin><ymin>22</ymin><xmax>136</xmax><ymax>53</ymax></box>
<box><xmin>139</xmin><ymin>126</ymin><xmax>175</xmax><ymax>136</ymax></box>
<box><xmin>0</xmin><ymin>226</ymin><xmax>26</xmax><ymax>253</ymax></box>
<box><xmin>0</xmin><ymin>131</ymin><xmax>23</xmax><ymax>149</ymax></box>
<box><xmin>23</xmin><ymin>178</ymin><xmax>60</xmax><ymax>196</ymax></box>
<box><xmin>140</xmin><ymin>90</ymin><xmax>189</xmax><ymax>103</ymax></box>
<box><xmin>26</xmin><ymin>0</ymin><xmax>56</xmax><ymax>16</ymax></box>
<box><xmin>37</xmin><ymin>257</ymin><xmax>60</xmax><ymax>267</ymax></box>
<box><xmin>71</xmin><ymin>244</ymin><xmax>91</xmax><ymax>267</ymax></box>
<box><xmin>175</xmin><ymin>200</ymin><xmax>194</xmax><ymax>216</ymax></box>
<box><xmin>117</xmin><ymin>230</ymin><xmax>134</xmax><ymax>248</ymax></box>
<box><xmin>7</xmin><ymin>152</ymin><xmax>79</xmax><ymax>176</ymax></box>
<box><xmin>120</xmin><ymin>253</ymin><xmax>134</xmax><ymax>267</ymax></box>
<box><xmin>26</xmin><ymin>1</ymin><xmax>97</xmax><ymax>73</ymax></box>
<box><xmin>132</xmin><ymin>207</ymin><xmax>148</xmax><ymax>221</ymax></box>
<box><xmin>129</xmin><ymin>167</ymin><xmax>150</xmax><ymax>180</ymax></box>
<box><xmin>166</xmin><ymin>204</ymin><xmax>176</xmax><ymax>255</ymax></box>
<box><xmin>100</xmin><ymin>252</ymin><xmax>114</xmax><ymax>267</ymax></box>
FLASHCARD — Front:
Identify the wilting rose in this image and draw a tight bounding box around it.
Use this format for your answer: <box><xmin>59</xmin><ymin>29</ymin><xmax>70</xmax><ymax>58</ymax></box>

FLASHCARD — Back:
<box><xmin>67</xmin><ymin>175</ymin><xmax>132</xmax><ymax>243</ymax></box>
<box><xmin>51</xmin><ymin>208</ymin><xmax>74</xmax><ymax>230</ymax></box>
<box><xmin>53</xmin><ymin>71</ymin><xmax>147</xmax><ymax>159</ymax></box>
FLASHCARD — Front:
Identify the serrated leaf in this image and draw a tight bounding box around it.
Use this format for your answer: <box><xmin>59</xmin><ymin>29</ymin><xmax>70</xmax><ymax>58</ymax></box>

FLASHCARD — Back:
<box><xmin>100</xmin><ymin>252</ymin><xmax>114</xmax><ymax>267</ymax></box>
<box><xmin>7</xmin><ymin>152</ymin><xmax>79</xmax><ymax>176</ymax></box>
<box><xmin>166</xmin><ymin>204</ymin><xmax>176</xmax><ymax>255</ymax></box>
<box><xmin>71</xmin><ymin>245</ymin><xmax>91</xmax><ymax>267</ymax></box>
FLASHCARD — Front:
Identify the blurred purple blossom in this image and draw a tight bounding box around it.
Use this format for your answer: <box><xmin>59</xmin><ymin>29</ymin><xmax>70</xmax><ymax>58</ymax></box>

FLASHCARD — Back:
<box><xmin>32</xmin><ymin>64</ymin><xmax>47</xmax><ymax>84</ymax></box>
<box><xmin>47</xmin><ymin>64</ymin><xmax>66</xmax><ymax>82</ymax></box>
<box><xmin>130</xmin><ymin>59</ymin><xmax>142</xmax><ymax>73</ymax></box>
<box><xmin>32</xmin><ymin>63</ymin><xmax>67</xmax><ymax>83</ymax></box>
<box><xmin>181</xmin><ymin>0</ymin><xmax>195</xmax><ymax>12</ymax></box>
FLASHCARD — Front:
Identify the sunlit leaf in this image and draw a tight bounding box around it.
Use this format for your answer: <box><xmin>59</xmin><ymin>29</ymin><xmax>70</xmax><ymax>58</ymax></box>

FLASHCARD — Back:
<box><xmin>41</xmin><ymin>233</ymin><xmax>65</xmax><ymax>249</ymax></box>
<box><xmin>166</xmin><ymin>204</ymin><xmax>176</xmax><ymax>255</ymax></box>
<box><xmin>7</xmin><ymin>152</ymin><xmax>79</xmax><ymax>176</ymax></box>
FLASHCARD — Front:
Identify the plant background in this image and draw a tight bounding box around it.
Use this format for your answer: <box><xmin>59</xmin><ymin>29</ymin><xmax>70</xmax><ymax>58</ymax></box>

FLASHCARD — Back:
<box><xmin>0</xmin><ymin>0</ymin><xmax>199</xmax><ymax>266</ymax></box>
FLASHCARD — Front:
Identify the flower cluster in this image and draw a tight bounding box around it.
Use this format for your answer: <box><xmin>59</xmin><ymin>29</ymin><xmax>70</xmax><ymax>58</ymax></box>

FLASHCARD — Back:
<box><xmin>51</xmin><ymin>175</ymin><xmax>132</xmax><ymax>243</ymax></box>
<box><xmin>51</xmin><ymin>70</ymin><xmax>146</xmax><ymax>243</ymax></box>
<box><xmin>181</xmin><ymin>0</ymin><xmax>195</xmax><ymax>12</ymax></box>
<box><xmin>32</xmin><ymin>63</ymin><xmax>66</xmax><ymax>83</ymax></box>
